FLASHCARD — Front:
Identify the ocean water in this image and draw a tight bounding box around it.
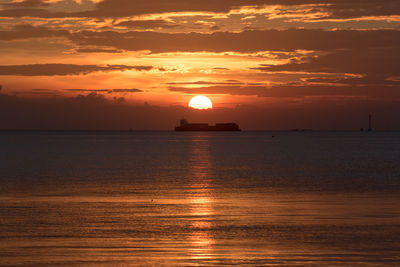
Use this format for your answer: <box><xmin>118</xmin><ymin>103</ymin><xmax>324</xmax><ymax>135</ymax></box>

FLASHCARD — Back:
<box><xmin>0</xmin><ymin>131</ymin><xmax>399</xmax><ymax>266</ymax></box>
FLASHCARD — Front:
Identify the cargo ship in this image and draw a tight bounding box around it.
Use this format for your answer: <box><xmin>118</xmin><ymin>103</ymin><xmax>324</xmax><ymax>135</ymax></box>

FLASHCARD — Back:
<box><xmin>175</xmin><ymin>119</ymin><xmax>241</xmax><ymax>131</ymax></box>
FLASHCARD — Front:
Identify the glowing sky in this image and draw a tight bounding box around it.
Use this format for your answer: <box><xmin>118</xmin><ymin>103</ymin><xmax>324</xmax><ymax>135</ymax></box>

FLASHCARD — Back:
<box><xmin>1</xmin><ymin>0</ymin><xmax>400</xmax><ymax>130</ymax></box>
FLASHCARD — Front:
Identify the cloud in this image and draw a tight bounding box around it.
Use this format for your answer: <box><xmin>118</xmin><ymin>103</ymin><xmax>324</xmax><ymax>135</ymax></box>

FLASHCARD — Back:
<box><xmin>75</xmin><ymin>48</ymin><xmax>123</xmax><ymax>53</ymax></box>
<box><xmin>213</xmin><ymin>67</ymin><xmax>229</xmax><ymax>70</ymax></box>
<box><xmin>166</xmin><ymin>80</ymin><xmax>246</xmax><ymax>86</ymax></box>
<box><xmin>0</xmin><ymin>0</ymin><xmax>238</xmax><ymax>18</ymax></box>
<box><xmin>252</xmin><ymin>47</ymin><xmax>400</xmax><ymax>87</ymax></box>
<box><xmin>87</xmin><ymin>0</ymin><xmax>400</xmax><ymax>19</ymax></box>
<box><xmin>3</xmin><ymin>0</ymin><xmax>49</xmax><ymax>8</ymax></box>
<box><xmin>0</xmin><ymin>7</ymin><xmax>56</xmax><ymax>18</ymax></box>
<box><xmin>305</xmin><ymin>76</ymin><xmax>400</xmax><ymax>87</ymax></box>
<box><xmin>169</xmin><ymin>84</ymin><xmax>400</xmax><ymax>98</ymax></box>
<box><xmin>1</xmin><ymin>0</ymin><xmax>399</xmax><ymax>20</ymax></box>
<box><xmin>254</xmin><ymin>48</ymin><xmax>400</xmax><ymax>75</ymax></box>
<box><xmin>7</xmin><ymin>88</ymin><xmax>143</xmax><ymax>97</ymax></box>
<box><xmin>324</xmin><ymin>1</ymin><xmax>400</xmax><ymax>20</ymax></box>
<box><xmin>72</xmin><ymin>0</ymin><xmax>251</xmax><ymax>18</ymax></box>
<box><xmin>0</xmin><ymin>64</ymin><xmax>153</xmax><ymax>76</ymax></box>
<box><xmin>68</xmin><ymin>29</ymin><xmax>400</xmax><ymax>53</ymax></box>
<box><xmin>2</xmin><ymin>25</ymin><xmax>400</xmax><ymax>56</ymax></box>
<box><xmin>115</xmin><ymin>19</ymin><xmax>179</xmax><ymax>29</ymax></box>
<box><xmin>0</xmin><ymin>24</ymin><xmax>69</xmax><ymax>41</ymax></box>
<box><xmin>65</xmin><ymin>88</ymin><xmax>143</xmax><ymax>93</ymax></box>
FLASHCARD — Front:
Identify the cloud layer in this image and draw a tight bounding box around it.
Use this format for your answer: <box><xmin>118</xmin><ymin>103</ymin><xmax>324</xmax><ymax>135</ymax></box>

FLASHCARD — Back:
<box><xmin>68</xmin><ymin>29</ymin><xmax>400</xmax><ymax>53</ymax></box>
<box><xmin>0</xmin><ymin>64</ymin><xmax>153</xmax><ymax>76</ymax></box>
<box><xmin>2</xmin><ymin>0</ymin><xmax>400</xmax><ymax>19</ymax></box>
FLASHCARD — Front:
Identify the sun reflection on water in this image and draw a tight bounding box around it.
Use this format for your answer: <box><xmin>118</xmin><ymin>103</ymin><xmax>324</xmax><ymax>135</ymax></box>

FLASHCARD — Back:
<box><xmin>187</xmin><ymin>133</ymin><xmax>215</xmax><ymax>261</ymax></box>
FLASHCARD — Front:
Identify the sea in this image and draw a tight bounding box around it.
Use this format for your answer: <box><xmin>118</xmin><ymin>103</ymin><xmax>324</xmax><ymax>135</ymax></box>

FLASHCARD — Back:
<box><xmin>0</xmin><ymin>131</ymin><xmax>399</xmax><ymax>266</ymax></box>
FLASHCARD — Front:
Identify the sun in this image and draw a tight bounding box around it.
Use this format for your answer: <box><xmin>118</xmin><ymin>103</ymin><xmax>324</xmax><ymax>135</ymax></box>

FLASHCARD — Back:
<box><xmin>188</xmin><ymin>96</ymin><xmax>213</xmax><ymax>109</ymax></box>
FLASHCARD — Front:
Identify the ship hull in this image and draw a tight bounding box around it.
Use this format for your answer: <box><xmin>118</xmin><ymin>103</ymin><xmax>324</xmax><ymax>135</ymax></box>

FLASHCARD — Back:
<box><xmin>175</xmin><ymin>127</ymin><xmax>241</xmax><ymax>131</ymax></box>
<box><xmin>175</xmin><ymin>120</ymin><xmax>241</xmax><ymax>131</ymax></box>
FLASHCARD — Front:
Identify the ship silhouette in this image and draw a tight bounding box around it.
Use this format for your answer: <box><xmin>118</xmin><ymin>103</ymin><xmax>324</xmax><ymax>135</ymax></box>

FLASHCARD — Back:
<box><xmin>175</xmin><ymin>119</ymin><xmax>241</xmax><ymax>131</ymax></box>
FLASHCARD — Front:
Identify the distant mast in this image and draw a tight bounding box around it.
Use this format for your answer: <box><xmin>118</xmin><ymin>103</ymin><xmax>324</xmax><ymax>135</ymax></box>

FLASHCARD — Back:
<box><xmin>368</xmin><ymin>114</ymin><xmax>372</xmax><ymax>132</ymax></box>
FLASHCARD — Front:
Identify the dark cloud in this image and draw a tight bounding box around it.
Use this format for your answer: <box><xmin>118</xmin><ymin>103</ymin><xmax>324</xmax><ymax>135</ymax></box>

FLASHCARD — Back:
<box><xmin>253</xmin><ymin>47</ymin><xmax>400</xmax><ymax>87</ymax></box>
<box><xmin>213</xmin><ymin>67</ymin><xmax>230</xmax><ymax>70</ymax></box>
<box><xmin>115</xmin><ymin>20</ymin><xmax>179</xmax><ymax>29</ymax></box>
<box><xmin>1</xmin><ymin>0</ymin><xmax>399</xmax><ymax>19</ymax></box>
<box><xmin>166</xmin><ymin>81</ymin><xmax>245</xmax><ymax>86</ymax></box>
<box><xmin>169</xmin><ymin>84</ymin><xmax>400</xmax><ymax>98</ymax></box>
<box><xmin>0</xmin><ymin>8</ymin><xmax>55</xmax><ymax>18</ymax></box>
<box><xmin>0</xmin><ymin>24</ymin><xmax>69</xmax><ymax>41</ymax></box>
<box><xmin>167</xmin><ymin>80</ymin><xmax>266</xmax><ymax>86</ymax></box>
<box><xmin>3</xmin><ymin>0</ymin><xmax>49</xmax><ymax>8</ymax></box>
<box><xmin>0</xmin><ymin>0</ymin><xmax>231</xmax><ymax>18</ymax></box>
<box><xmin>13</xmin><ymin>88</ymin><xmax>143</xmax><ymax>96</ymax></box>
<box><xmin>3</xmin><ymin>26</ymin><xmax>400</xmax><ymax>55</ymax></box>
<box><xmin>305</xmin><ymin>76</ymin><xmax>400</xmax><ymax>86</ymax></box>
<box><xmin>65</xmin><ymin>88</ymin><xmax>143</xmax><ymax>93</ymax></box>
<box><xmin>0</xmin><ymin>64</ymin><xmax>153</xmax><ymax>76</ymax></box>
<box><xmin>69</xmin><ymin>29</ymin><xmax>400</xmax><ymax>53</ymax></box>
<box><xmin>75</xmin><ymin>48</ymin><xmax>123</xmax><ymax>53</ymax></box>
<box><xmin>76</xmin><ymin>0</ymin><xmax>258</xmax><ymax>18</ymax></box>
<box><xmin>15</xmin><ymin>90</ymin><xmax>61</xmax><ymax>97</ymax></box>
<box><xmin>325</xmin><ymin>1</ymin><xmax>400</xmax><ymax>19</ymax></box>
<box><xmin>87</xmin><ymin>0</ymin><xmax>400</xmax><ymax>19</ymax></box>
<box><xmin>254</xmin><ymin>48</ymin><xmax>400</xmax><ymax>76</ymax></box>
<box><xmin>110</xmin><ymin>89</ymin><xmax>143</xmax><ymax>93</ymax></box>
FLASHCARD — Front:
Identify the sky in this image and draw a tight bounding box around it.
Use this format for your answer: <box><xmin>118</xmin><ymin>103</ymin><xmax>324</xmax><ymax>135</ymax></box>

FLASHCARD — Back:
<box><xmin>1</xmin><ymin>0</ymin><xmax>400</xmax><ymax>130</ymax></box>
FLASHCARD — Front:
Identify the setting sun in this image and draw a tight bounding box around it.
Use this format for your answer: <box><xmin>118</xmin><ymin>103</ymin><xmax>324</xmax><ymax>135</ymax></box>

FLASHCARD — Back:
<box><xmin>188</xmin><ymin>96</ymin><xmax>213</xmax><ymax>110</ymax></box>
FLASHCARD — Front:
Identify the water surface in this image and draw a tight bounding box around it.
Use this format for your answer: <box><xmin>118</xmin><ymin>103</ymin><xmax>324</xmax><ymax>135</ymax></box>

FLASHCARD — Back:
<box><xmin>0</xmin><ymin>131</ymin><xmax>399</xmax><ymax>266</ymax></box>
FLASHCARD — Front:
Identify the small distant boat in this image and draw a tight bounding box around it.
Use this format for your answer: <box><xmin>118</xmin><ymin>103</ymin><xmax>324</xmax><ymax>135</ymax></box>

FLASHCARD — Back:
<box><xmin>175</xmin><ymin>119</ymin><xmax>241</xmax><ymax>131</ymax></box>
